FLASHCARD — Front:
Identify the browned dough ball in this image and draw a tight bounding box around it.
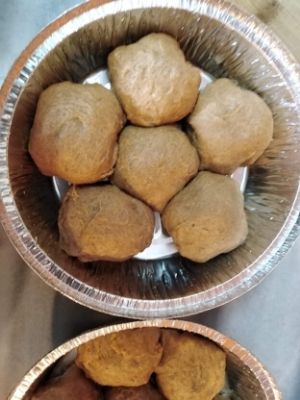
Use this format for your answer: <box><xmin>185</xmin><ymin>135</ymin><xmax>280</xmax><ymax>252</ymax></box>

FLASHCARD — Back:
<box><xmin>76</xmin><ymin>328</ymin><xmax>163</xmax><ymax>387</ymax></box>
<box><xmin>58</xmin><ymin>185</ymin><xmax>154</xmax><ymax>262</ymax></box>
<box><xmin>105</xmin><ymin>383</ymin><xmax>166</xmax><ymax>400</ymax></box>
<box><xmin>29</xmin><ymin>82</ymin><xmax>126</xmax><ymax>184</ymax></box>
<box><xmin>155</xmin><ymin>330</ymin><xmax>226</xmax><ymax>400</ymax></box>
<box><xmin>113</xmin><ymin>125</ymin><xmax>199</xmax><ymax>211</ymax></box>
<box><xmin>162</xmin><ymin>171</ymin><xmax>248</xmax><ymax>262</ymax></box>
<box><xmin>31</xmin><ymin>364</ymin><xmax>102</xmax><ymax>400</ymax></box>
<box><xmin>188</xmin><ymin>78</ymin><xmax>273</xmax><ymax>174</ymax></box>
<box><xmin>108</xmin><ymin>33</ymin><xmax>200</xmax><ymax>126</ymax></box>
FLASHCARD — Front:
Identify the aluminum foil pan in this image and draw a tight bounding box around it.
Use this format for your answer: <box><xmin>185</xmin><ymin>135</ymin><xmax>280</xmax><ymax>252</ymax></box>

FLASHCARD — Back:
<box><xmin>0</xmin><ymin>0</ymin><xmax>300</xmax><ymax>318</ymax></box>
<box><xmin>8</xmin><ymin>320</ymin><xmax>281</xmax><ymax>400</ymax></box>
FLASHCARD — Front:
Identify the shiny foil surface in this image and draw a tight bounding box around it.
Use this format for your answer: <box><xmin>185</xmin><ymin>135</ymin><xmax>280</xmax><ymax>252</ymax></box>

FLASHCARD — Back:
<box><xmin>8</xmin><ymin>320</ymin><xmax>281</xmax><ymax>400</ymax></box>
<box><xmin>0</xmin><ymin>0</ymin><xmax>300</xmax><ymax>318</ymax></box>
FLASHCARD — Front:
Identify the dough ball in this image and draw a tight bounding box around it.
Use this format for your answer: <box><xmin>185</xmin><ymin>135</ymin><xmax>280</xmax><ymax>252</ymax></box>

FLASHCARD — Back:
<box><xmin>105</xmin><ymin>383</ymin><xmax>165</xmax><ymax>400</ymax></box>
<box><xmin>162</xmin><ymin>171</ymin><xmax>248</xmax><ymax>262</ymax></box>
<box><xmin>31</xmin><ymin>364</ymin><xmax>102</xmax><ymax>400</ymax></box>
<box><xmin>29</xmin><ymin>82</ymin><xmax>126</xmax><ymax>184</ymax></box>
<box><xmin>188</xmin><ymin>78</ymin><xmax>273</xmax><ymax>174</ymax></box>
<box><xmin>155</xmin><ymin>330</ymin><xmax>226</xmax><ymax>400</ymax></box>
<box><xmin>76</xmin><ymin>328</ymin><xmax>163</xmax><ymax>387</ymax></box>
<box><xmin>58</xmin><ymin>185</ymin><xmax>154</xmax><ymax>262</ymax></box>
<box><xmin>113</xmin><ymin>125</ymin><xmax>199</xmax><ymax>211</ymax></box>
<box><xmin>108</xmin><ymin>33</ymin><xmax>200</xmax><ymax>126</ymax></box>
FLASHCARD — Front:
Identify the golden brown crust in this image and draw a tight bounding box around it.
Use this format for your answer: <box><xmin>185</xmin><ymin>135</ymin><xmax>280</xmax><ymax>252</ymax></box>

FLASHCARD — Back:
<box><xmin>155</xmin><ymin>329</ymin><xmax>226</xmax><ymax>400</ymax></box>
<box><xmin>108</xmin><ymin>33</ymin><xmax>200</xmax><ymax>126</ymax></box>
<box><xmin>105</xmin><ymin>383</ymin><xmax>166</xmax><ymax>400</ymax></box>
<box><xmin>58</xmin><ymin>185</ymin><xmax>154</xmax><ymax>262</ymax></box>
<box><xmin>162</xmin><ymin>171</ymin><xmax>248</xmax><ymax>262</ymax></box>
<box><xmin>31</xmin><ymin>364</ymin><xmax>101</xmax><ymax>400</ymax></box>
<box><xmin>188</xmin><ymin>78</ymin><xmax>273</xmax><ymax>174</ymax></box>
<box><xmin>76</xmin><ymin>328</ymin><xmax>163</xmax><ymax>387</ymax></box>
<box><xmin>113</xmin><ymin>125</ymin><xmax>199</xmax><ymax>211</ymax></box>
<box><xmin>29</xmin><ymin>82</ymin><xmax>126</xmax><ymax>184</ymax></box>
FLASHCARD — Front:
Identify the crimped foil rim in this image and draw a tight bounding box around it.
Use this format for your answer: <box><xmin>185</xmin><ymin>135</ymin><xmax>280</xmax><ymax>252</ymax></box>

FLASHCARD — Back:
<box><xmin>0</xmin><ymin>0</ymin><xmax>300</xmax><ymax>318</ymax></box>
<box><xmin>8</xmin><ymin>319</ymin><xmax>282</xmax><ymax>400</ymax></box>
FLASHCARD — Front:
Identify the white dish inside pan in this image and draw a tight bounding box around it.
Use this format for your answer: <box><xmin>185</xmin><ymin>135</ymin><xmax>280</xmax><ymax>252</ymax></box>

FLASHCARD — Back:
<box><xmin>53</xmin><ymin>69</ymin><xmax>248</xmax><ymax>261</ymax></box>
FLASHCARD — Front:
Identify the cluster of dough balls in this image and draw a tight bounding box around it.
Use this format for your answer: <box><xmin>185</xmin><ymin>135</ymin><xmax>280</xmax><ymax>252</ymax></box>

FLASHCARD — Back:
<box><xmin>29</xmin><ymin>32</ymin><xmax>273</xmax><ymax>263</ymax></box>
<box><xmin>32</xmin><ymin>328</ymin><xmax>227</xmax><ymax>400</ymax></box>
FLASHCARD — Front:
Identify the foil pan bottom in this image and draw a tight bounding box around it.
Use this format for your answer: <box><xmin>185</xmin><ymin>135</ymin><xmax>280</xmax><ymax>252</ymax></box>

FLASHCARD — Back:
<box><xmin>8</xmin><ymin>320</ymin><xmax>281</xmax><ymax>400</ymax></box>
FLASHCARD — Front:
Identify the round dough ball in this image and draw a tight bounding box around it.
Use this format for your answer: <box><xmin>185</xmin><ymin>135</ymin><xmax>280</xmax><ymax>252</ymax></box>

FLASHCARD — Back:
<box><xmin>58</xmin><ymin>185</ymin><xmax>154</xmax><ymax>262</ymax></box>
<box><xmin>162</xmin><ymin>171</ymin><xmax>248</xmax><ymax>262</ymax></box>
<box><xmin>32</xmin><ymin>365</ymin><xmax>102</xmax><ymax>400</ymax></box>
<box><xmin>76</xmin><ymin>328</ymin><xmax>163</xmax><ymax>387</ymax></box>
<box><xmin>29</xmin><ymin>82</ymin><xmax>126</xmax><ymax>184</ymax></box>
<box><xmin>155</xmin><ymin>330</ymin><xmax>226</xmax><ymax>400</ymax></box>
<box><xmin>105</xmin><ymin>384</ymin><xmax>165</xmax><ymax>400</ymax></box>
<box><xmin>108</xmin><ymin>33</ymin><xmax>200</xmax><ymax>126</ymax></box>
<box><xmin>113</xmin><ymin>125</ymin><xmax>199</xmax><ymax>211</ymax></box>
<box><xmin>188</xmin><ymin>78</ymin><xmax>273</xmax><ymax>174</ymax></box>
